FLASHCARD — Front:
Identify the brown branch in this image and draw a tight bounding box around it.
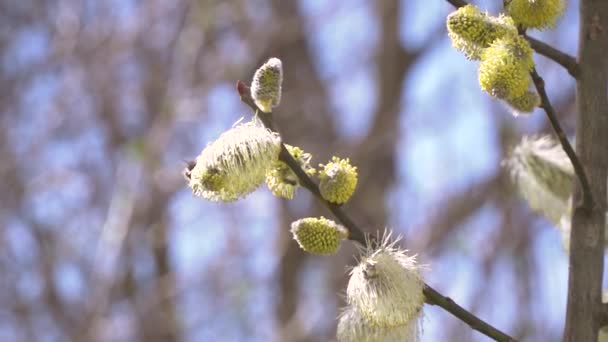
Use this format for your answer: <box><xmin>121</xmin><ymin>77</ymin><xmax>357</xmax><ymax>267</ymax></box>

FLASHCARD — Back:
<box><xmin>446</xmin><ymin>0</ymin><xmax>468</xmax><ymax>8</ymax></box>
<box><xmin>600</xmin><ymin>303</ymin><xmax>608</xmax><ymax>328</ymax></box>
<box><xmin>529</xmin><ymin>68</ymin><xmax>593</xmax><ymax>210</ymax></box>
<box><xmin>445</xmin><ymin>0</ymin><xmax>592</xmax><ymax>209</ymax></box>
<box><xmin>563</xmin><ymin>1</ymin><xmax>608</xmax><ymax>341</ymax></box>
<box><xmin>524</xmin><ymin>35</ymin><xmax>580</xmax><ymax>78</ymax></box>
<box><xmin>236</xmin><ymin>80</ymin><xmax>516</xmax><ymax>342</ymax></box>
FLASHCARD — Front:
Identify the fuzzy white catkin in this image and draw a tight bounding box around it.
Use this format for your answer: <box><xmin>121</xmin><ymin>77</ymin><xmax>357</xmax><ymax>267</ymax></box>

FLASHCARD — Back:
<box><xmin>346</xmin><ymin>234</ymin><xmax>425</xmax><ymax>328</ymax></box>
<box><xmin>503</xmin><ymin>136</ymin><xmax>573</xmax><ymax>225</ymax></box>
<box><xmin>188</xmin><ymin>119</ymin><xmax>281</xmax><ymax>202</ymax></box>
<box><xmin>504</xmin><ymin>135</ymin><xmax>608</xmax><ymax>252</ymax></box>
<box><xmin>337</xmin><ymin>305</ymin><xmax>421</xmax><ymax>342</ymax></box>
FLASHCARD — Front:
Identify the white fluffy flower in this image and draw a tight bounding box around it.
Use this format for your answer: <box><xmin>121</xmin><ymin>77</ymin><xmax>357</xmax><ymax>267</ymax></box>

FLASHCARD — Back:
<box><xmin>188</xmin><ymin>118</ymin><xmax>281</xmax><ymax>202</ymax></box>
<box><xmin>346</xmin><ymin>232</ymin><xmax>425</xmax><ymax>328</ymax></box>
<box><xmin>337</xmin><ymin>305</ymin><xmax>421</xmax><ymax>342</ymax></box>
<box><xmin>503</xmin><ymin>135</ymin><xmax>573</xmax><ymax>224</ymax></box>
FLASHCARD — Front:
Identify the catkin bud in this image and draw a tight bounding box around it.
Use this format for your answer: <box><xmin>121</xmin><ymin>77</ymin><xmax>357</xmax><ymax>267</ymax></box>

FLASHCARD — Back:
<box><xmin>337</xmin><ymin>305</ymin><xmax>421</xmax><ymax>342</ymax></box>
<box><xmin>250</xmin><ymin>58</ymin><xmax>283</xmax><ymax>113</ymax></box>
<box><xmin>446</xmin><ymin>4</ymin><xmax>517</xmax><ymax>59</ymax></box>
<box><xmin>265</xmin><ymin>145</ymin><xmax>315</xmax><ymax>199</ymax></box>
<box><xmin>347</xmin><ymin>232</ymin><xmax>425</xmax><ymax>328</ymax></box>
<box><xmin>290</xmin><ymin>217</ymin><xmax>348</xmax><ymax>255</ymax></box>
<box><xmin>502</xmin><ymin>135</ymin><xmax>573</xmax><ymax>224</ymax></box>
<box><xmin>188</xmin><ymin>119</ymin><xmax>281</xmax><ymax>202</ymax></box>
<box><xmin>506</xmin><ymin>90</ymin><xmax>541</xmax><ymax>115</ymax></box>
<box><xmin>478</xmin><ymin>35</ymin><xmax>534</xmax><ymax>100</ymax></box>
<box><xmin>506</xmin><ymin>0</ymin><xmax>566</xmax><ymax>30</ymax></box>
<box><xmin>319</xmin><ymin>157</ymin><xmax>358</xmax><ymax>205</ymax></box>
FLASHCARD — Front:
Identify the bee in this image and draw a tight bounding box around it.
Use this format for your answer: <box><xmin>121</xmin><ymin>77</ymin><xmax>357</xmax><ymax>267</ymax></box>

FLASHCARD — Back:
<box><xmin>183</xmin><ymin>160</ymin><xmax>197</xmax><ymax>181</ymax></box>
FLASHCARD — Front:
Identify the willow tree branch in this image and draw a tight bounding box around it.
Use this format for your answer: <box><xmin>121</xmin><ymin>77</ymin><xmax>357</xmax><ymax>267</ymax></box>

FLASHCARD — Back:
<box><xmin>446</xmin><ymin>0</ymin><xmax>580</xmax><ymax>77</ymax></box>
<box><xmin>600</xmin><ymin>303</ymin><xmax>608</xmax><ymax>328</ymax></box>
<box><xmin>529</xmin><ymin>68</ymin><xmax>593</xmax><ymax>209</ymax></box>
<box><xmin>446</xmin><ymin>0</ymin><xmax>467</xmax><ymax>7</ymax></box>
<box><xmin>444</xmin><ymin>0</ymin><xmax>593</xmax><ymax>209</ymax></box>
<box><xmin>237</xmin><ymin>80</ymin><xmax>516</xmax><ymax>342</ymax></box>
<box><xmin>563</xmin><ymin>1</ymin><xmax>608</xmax><ymax>340</ymax></box>
<box><xmin>524</xmin><ymin>35</ymin><xmax>580</xmax><ymax>78</ymax></box>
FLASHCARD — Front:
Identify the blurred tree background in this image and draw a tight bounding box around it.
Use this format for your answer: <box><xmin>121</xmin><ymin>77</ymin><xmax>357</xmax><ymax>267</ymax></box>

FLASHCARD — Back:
<box><xmin>0</xmin><ymin>0</ymin><xmax>580</xmax><ymax>341</ymax></box>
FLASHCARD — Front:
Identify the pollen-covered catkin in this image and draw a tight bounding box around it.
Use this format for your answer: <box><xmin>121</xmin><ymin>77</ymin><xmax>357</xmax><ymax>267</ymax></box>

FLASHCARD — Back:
<box><xmin>250</xmin><ymin>58</ymin><xmax>283</xmax><ymax>113</ymax></box>
<box><xmin>446</xmin><ymin>4</ymin><xmax>517</xmax><ymax>59</ymax></box>
<box><xmin>265</xmin><ymin>145</ymin><xmax>315</xmax><ymax>199</ymax></box>
<box><xmin>506</xmin><ymin>0</ymin><xmax>566</xmax><ymax>30</ymax></box>
<box><xmin>319</xmin><ymin>157</ymin><xmax>358</xmax><ymax>204</ymax></box>
<box><xmin>478</xmin><ymin>35</ymin><xmax>534</xmax><ymax>100</ymax></box>
<box><xmin>290</xmin><ymin>217</ymin><xmax>348</xmax><ymax>255</ymax></box>
<box><xmin>188</xmin><ymin>119</ymin><xmax>281</xmax><ymax>202</ymax></box>
<box><xmin>507</xmin><ymin>90</ymin><xmax>541</xmax><ymax>115</ymax></box>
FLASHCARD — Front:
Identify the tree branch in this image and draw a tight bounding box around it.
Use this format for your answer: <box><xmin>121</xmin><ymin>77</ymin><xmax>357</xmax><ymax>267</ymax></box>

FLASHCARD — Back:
<box><xmin>529</xmin><ymin>68</ymin><xmax>593</xmax><ymax>210</ymax></box>
<box><xmin>563</xmin><ymin>1</ymin><xmax>608</xmax><ymax>340</ymax></box>
<box><xmin>600</xmin><ymin>303</ymin><xmax>608</xmax><ymax>328</ymax></box>
<box><xmin>444</xmin><ymin>0</ymin><xmax>593</xmax><ymax>209</ymax></box>
<box><xmin>524</xmin><ymin>35</ymin><xmax>580</xmax><ymax>78</ymax></box>
<box><xmin>237</xmin><ymin>80</ymin><xmax>516</xmax><ymax>342</ymax></box>
<box><xmin>446</xmin><ymin>0</ymin><xmax>468</xmax><ymax>8</ymax></box>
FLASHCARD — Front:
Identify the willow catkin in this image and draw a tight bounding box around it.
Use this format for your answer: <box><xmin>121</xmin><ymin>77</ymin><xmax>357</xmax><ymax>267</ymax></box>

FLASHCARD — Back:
<box><xmin>188</xmin><ymin>119</ymin><xmax>281</xmax><ymax>202</ymax></box>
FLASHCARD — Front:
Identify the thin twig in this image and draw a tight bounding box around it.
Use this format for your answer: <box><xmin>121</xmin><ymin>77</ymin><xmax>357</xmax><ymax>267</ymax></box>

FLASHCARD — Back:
<box><xmin>446</xmin><ymin>0</ymin><xmax>468</xmax><ymax>7</ymax></box>
<box><xmin>237</xmin><ymin>80</ymin><xmax>516</xmax><ymax>342</ymax></box>
<box><xmin>444</xmin><ymin>0</ymin><xmax>592</xmax><ymax>208</ymax></box>
<box><xmin>529</xmin><ymin>68</ymin><xmax>593</xmax><ymax>209</ymax></box>
<box><xmin>524</xmin><ymin>35</ymin><xmax>580</xmax><ymax>78</ymax></box>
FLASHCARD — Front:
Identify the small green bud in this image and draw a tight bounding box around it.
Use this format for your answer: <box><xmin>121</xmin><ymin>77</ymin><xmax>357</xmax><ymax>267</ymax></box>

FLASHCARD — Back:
<box><xmin>290</xmin><ymin>217</ymin><xmax>348</xmax><ymax>255</ymax></box>
<box><xmin>265</xmin><ymin>145</ymin><xmax>316</xmax><ymax>199</ymax></box>
<box><xmin>506</xmin><ymin>0</ymin><xmax>566</xmax><ymax>30</ymax></box>
<box><xmin>250</xmin><ymin>58</ymin><xmax>283</xmax><ymax>113</ymax></box>
<box><xmin>446</xmin><ymin>4</ymin><xmax>517</xmax><ymax>59</ymax></box>
<box><xmin>188</xmin><ymin>119</ymin><xmax>281</xmax><ymax>202</ymax></box>
<box><xmin>503</xmin><ymin>135</ymin><xmax>573</xmax><ymax>224</ymax></box>
<box><xmin>347</xmin><ymin>232</ymin><xmax>425</xmax><ymax>328</ymax></box>
<box><xmin>319</xmin><ymin>157</ymin><xmax>358</xmax><ymax>205</ymax></box>
<box><xmin>479</xmin><ymin>35</ymin><xmax>534</xmax><ymax>100</ymax></box>
<box><xmin>506</xmin><ymin>90</ymin><xmax>540</xmax><ymax>115</ymax></box>
<box><xmin>337</xmin><ymin>305</ymin><xmax>421</xmax><ymax>342</ymax></box>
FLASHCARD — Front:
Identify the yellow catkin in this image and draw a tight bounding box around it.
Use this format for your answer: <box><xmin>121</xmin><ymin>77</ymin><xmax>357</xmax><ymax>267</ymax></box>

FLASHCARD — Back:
<box><xmin>265</xmin><ymin>145</ymin><xmax>315</xmax><ymax>199</ymax></box>
<box><xmin>506</xmin><ymin>90</ymin><xmax>541</xmax><ymax>115</ymax></box>
<box><xmin>506</xmin><ymin>0</ymin><xmax>566</xmax><ymax>30</ymax></box>
<box><xmin>319</xmin><ymin>157</ymin><xmax>358</xmax><ymax>204</ymax></box>
<box><xmin>478</xmin><ymin>35</ymin><xmax>534</xmax><ymax>100</ymax></box>
<box><xmin>447</xmin><ymin>4</ymin><xmax>517</xmax><ymax>59</ymax></box>
<box><xmin>290</xmin><ymin>217</ymin><xmax>348</xmax><ymax>255</ymax></box>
